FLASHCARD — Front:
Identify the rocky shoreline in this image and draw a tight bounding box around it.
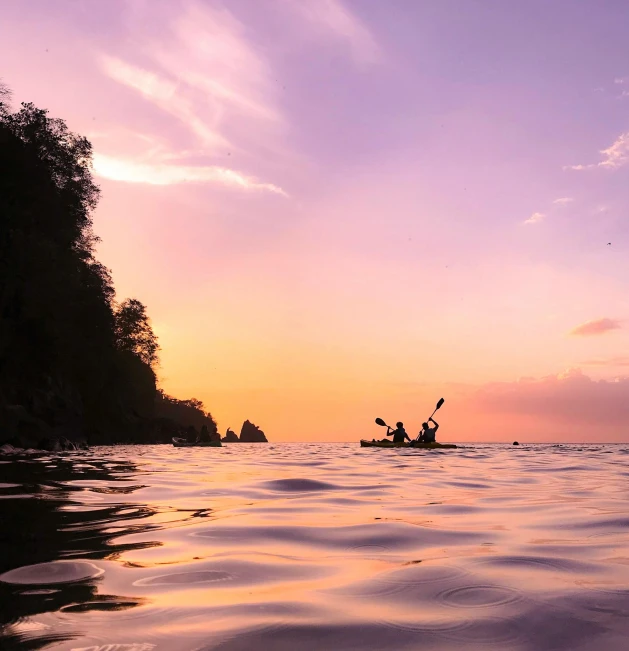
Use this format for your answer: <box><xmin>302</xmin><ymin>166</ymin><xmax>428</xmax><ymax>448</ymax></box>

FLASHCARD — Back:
<box><xmin>1</xmin><ymin>97</ymin><xmax>271</xmax><ymax>459</ymax></box>
<box><xmin>0</xmin><ymin>411</ymin><xmax>269</xmax><ymax>455</ymax></box>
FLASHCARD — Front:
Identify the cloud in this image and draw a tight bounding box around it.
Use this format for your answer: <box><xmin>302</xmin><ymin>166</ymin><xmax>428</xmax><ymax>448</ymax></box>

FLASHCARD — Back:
<box><xmin>614</xmin><ymin>77</ymin><xmax>629</xmax><ymax>85</ymax></box>
<box><xmin>152</xmin><ymin>2</ymin><xmax>282</xmax><ymax>124</ymax></box>
<box><xmin>286</xmin><ymin>0</ymin><xmax>380</xmax><ymax>65</ymax></box>
<box><xmin>469</xmin><ymin>368</ymin><xmax>629</xmax><ymax>428</ymax></box>
<box><xmin>564</xmin><ymin>132</ymin><xmax>629</xmax><ymax>171</ymax></box>
<box><xmin>524</xmin><ymin>211</ymin><xmax>545</xmax><ymax>224</ymax></box>
<box><xmin>569</xmin><ymin>318</ymin><xmax>622</xmax><ymax>337</ymax></box>
<box><xmin>98</xmin><ymin>2</ymin><xmax>289</xmax><ymax>194</ymax></box>
<box><xmin>598</xmin><ymin>133</ymin><xmax>629</xmax><ymax>168</ymax></box>
<box><xmin>100</xmin><ymin>55</ymin><xmax>230</xmax><ymax>150</ymax></box>
<box><xmin>92</xmin><ymin>153</ymin><xmax>287</xmax><ymax>195</ymax></box>
<box><xmin>523</xmin><ymin>197</ymin><xmax>574</xmax><ymax>225</ymax></box>
<box><xmin>582</xmin><ymin>356</ymin><xmax>629</xmax><ymax>367</ymax></box>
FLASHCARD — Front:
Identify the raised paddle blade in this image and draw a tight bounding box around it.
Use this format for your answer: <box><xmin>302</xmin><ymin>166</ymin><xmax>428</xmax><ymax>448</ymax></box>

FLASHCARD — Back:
<box><xmin>375</xmin><ymin>418</ymin><xmax>387</xmax><ymax>427</ymax></box>
<box><xmin>435</xmin><ymin>398</ymin><xmax>445</xmax><ymax>410</ymax></box>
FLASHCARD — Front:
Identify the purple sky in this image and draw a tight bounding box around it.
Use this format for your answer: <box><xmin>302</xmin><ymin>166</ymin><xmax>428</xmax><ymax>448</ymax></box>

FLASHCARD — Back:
<box><xmin>2</xmin><ymin>0</ymin><xmax>628</xmax><ymax>440</ymax></box>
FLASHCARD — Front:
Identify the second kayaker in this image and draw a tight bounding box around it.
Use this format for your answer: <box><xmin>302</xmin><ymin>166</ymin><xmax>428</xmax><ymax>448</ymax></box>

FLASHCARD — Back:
<box><xmin>416</xmin><ymin>417</ymin><xmax>439</xmax><ymax>443</ymax></box>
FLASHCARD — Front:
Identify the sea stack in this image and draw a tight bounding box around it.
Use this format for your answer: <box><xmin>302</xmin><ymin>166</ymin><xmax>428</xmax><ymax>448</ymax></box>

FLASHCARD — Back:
<box><xmin>513</xmin><ymin>441</ymin><xmax>520</xmax><ymax>445</ymax></box>
<box><xmin>222</xmin><ymin>428</ymin><xmax>239</xmax><ymax>443</ymax></box>
<box><xmin>239</xmin><ymin>420</ymin><xmax>268</xmax><ymax>442</ymax></box>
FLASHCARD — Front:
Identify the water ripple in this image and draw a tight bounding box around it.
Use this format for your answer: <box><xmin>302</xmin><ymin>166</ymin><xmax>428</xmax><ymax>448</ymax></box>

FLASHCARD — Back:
<box><xmin>1</xmin><ymin>442</ymin><xmax>629</xmax><ymax>650</ymax></box>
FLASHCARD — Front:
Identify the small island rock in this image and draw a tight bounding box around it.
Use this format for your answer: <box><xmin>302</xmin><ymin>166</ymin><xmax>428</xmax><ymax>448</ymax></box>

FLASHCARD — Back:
<box><xmin>239</xmin><ymin>420</ymin><xmax>268</xmax><ymax>443</ymax></box>
<box><xmin>222</xmin><ymin>428</ymin><xmax>239</xmax><ymax>443</ymax></box>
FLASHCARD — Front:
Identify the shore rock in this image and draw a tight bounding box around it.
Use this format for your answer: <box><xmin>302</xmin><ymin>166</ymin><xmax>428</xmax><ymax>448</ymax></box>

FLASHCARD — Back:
<box><xmin>222</xmin><ymin>428</ymin><xmax>239</xmax><ymax>443</ymax></box>
<box><xmin>239</xmin><ymin>420</ymin><xmax>268</xmax><ymax>443</ymax></box>
<box><xmin>37</xmin><ymin>436</ymin><xmax>88</xmax><ymax>452</ymax></box>
<box><xmin>0</xmin><ymin>404</ymin><xmax>51</xmax><ymax>449</ymax></box>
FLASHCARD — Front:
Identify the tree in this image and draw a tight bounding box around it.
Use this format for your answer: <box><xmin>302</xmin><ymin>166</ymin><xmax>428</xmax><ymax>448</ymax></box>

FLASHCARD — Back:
<box><xmin>0</xmin><ymin>80</ymin><xmax>11</xmax><ymax>108</ymax></box>
<box><xmin>0</xmin><ymin>101</ymin><xmax>113</xmax><ymax>414</ymax></box>
<box><xmin>155</xmin><ymin>390</ymin><xmax>218</xmax><ymax>434</ymax></box>
<box><xmin>0</xmin><ymin>96</ymin><xmax>220</xmax><ymax>446</ymax></box>
<box><xmin>114</xmin><ymin>299</ymin><xmax>160</xmax><ymax>368</ymax></box>
<box><xmin>0</xmin><ymin>101</ymin><xmax>153</xmax><ymax>444</ymax></box>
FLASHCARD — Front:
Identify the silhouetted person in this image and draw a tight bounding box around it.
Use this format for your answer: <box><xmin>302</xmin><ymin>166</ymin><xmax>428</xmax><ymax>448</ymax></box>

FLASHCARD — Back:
<box><xmin>388</xmin><ymin>421</ymin><xmax>411</xmax><ymax>444</ymax></box>
<box><xmin>417</xmin><ymin>418</ymin><xmax>439</xmax><ymax>443</ymax></box>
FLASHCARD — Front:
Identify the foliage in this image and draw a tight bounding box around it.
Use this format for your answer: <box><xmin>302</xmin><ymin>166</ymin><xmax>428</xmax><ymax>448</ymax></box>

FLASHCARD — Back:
<box><xmin>0</xmin><ymin>93</ymin><xmax>211</xmax><ymax>446</ymax></box>
<box><xmin>0</xmin><ymin>101</ymin><xmax>113</xmax><ymax>411</ymax></box>
<box><xmin>114</xmin><ymin>299</ymin><xmax>160</xmax><ymax>368</ymax></box>
<box><xmin>155</xmin><ymin>390</ymin><xmax>218</xmax><ymax>434</ymax></box>
<box><xmin>0</xmin><ymin>79</ymin><xmax>11</xmax><ymax>106</ymax></box>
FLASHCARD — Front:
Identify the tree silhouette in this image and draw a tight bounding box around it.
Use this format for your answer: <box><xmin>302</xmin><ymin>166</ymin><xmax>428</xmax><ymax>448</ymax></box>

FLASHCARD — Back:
<box><xmin>0</xmin><ymin>79</ymin><xmax>11</xmax><ymax>105</ymax></box>
<box><xmin>0</xmin><ymin>100</ymin><xmax>114</xmax><ymax>419</ymax></box>
<box><xmin>0</xmin><ymin>89</ymin><xmax>222</xmax><ymax>446</ymax></box>
<box><xmin>114</xmin><ymin>299</ymin><xmax>159</xmax><ymax>368</ymax></box>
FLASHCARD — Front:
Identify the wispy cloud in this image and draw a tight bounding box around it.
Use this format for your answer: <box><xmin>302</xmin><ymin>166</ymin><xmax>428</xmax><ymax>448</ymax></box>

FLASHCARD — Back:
<box><xmin>611</xmin><ymin>77</ymin><xmax>629</xmax><ymax>97</ymax></box>
<box><xmin>153</xmin><ymin>3</ymin><xmax>282</xmax><ymax>124</ymax></box>
<box><xmin>286</xmin><ymin>0</ymin><xmax>380</xmax><ymax>65</ymax></box>
<box><xmin>569</xmin><ymin>317</ymin><xmax>622</xmax><ymax>337</ymax></box>
<box><xmin>524</xmin><ymin>211</ymin><xmax>545</xmax><ymax>225</ymax></box>
<box><xmin>100</xmin><ymin>55</ymin><xmax>229</xmax><ymax>150</ymax></box>
<box><xmin>582</xmin><ymin>355</ymin><xmax>629</xmax><ymax>367</ymax></box>
<box><xmin>470</xmin><ymin>368</ymin><xmax>629</xmax><ymax>427</ymax></box>
<box><xmin>98</xmin><ymin>1</ymin><xmax>287</xmax><ymax>194</ymax></box>
<box><xmin>93</xmin><ymin>153</ymin><xmax>287</xmax><ymax>195</ymax></box>
<box><xmin>565</xmin><ymin>132</ymin><xmax>629</xmax><ymax>171</ymax></box>
<box><xmin>524</xmin><ymin>196</ymin><xmax>575</xmax><ymax>225</ymax></box>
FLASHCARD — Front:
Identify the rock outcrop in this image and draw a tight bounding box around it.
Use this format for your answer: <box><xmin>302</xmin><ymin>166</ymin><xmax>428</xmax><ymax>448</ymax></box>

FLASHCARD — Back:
<box><xmin>239</xmin><ymin>420</ymin><xmax>268</xmax><ymax>443</ymax></box>
<box><xmin>37</xmin><ymin>436</ymin><xmax>88</xmax><ymax>452</ymax></box>
<box><xmin>222</xmin><ymin>428</ymin><xmax>239</xmax><ymax>443</ymax></box>
<box><xmin>0</xmin><ymin>404</ymin><xmax>50</xmax><ymax>448</ymax></box>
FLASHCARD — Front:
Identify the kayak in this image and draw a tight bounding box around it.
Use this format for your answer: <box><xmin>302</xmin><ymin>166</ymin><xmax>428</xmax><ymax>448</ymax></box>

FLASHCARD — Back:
<box><xmin>172</xmin><ymin>437</ymin><xmax>223</xmax><ymax>448</ymax></box>
<box><xmin>360</xmin><ymin>439</ymin><xmax>457</xmax><ymax>449</ymax></box>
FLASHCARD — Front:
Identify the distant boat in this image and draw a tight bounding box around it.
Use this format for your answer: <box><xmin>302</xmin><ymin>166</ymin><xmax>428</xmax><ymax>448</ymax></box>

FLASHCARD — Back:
<box><xmin>172</xmin><ymin>437</ymin><xmax>222</xmax><ymax>448</ymax></box>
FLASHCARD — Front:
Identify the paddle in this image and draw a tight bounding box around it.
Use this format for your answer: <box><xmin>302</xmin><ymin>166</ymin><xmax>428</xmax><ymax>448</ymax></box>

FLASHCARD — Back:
<box><xmin>375</xmin><ymin>417</ymin><xmax>393</xmax><ymax>435</ymax></box>
<box><xmin>428</xmin><ymin>397</ymin><xmax>445</xmax><ymax>420</ymax></box>
<box><xmin>415</xmin><ymin>398</ymin><xmax>445</xmax><ymax>441</ymax></box>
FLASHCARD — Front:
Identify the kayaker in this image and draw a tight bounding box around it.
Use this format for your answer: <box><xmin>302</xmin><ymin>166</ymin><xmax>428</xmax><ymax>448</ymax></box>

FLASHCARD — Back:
<box><xmin>417</xmin><ymin>418</ymin><xmax>439</xmax><ymax>443</ymax></box>
<box><xmin>388</xmin><ymin>422</ymin><xmax>411</xmax><ymax>444</ymax></box>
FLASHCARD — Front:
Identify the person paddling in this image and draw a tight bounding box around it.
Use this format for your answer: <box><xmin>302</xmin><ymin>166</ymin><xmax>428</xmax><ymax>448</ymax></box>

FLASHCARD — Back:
<box><xmin>388</xmin><ymin>421</ymin><xmax>411</xmax><ymax>444</ymax></box>
<box><xmin>417</xmin><ymin>417</ymin><xmax>439</xmax><ymax>443</ymax></box>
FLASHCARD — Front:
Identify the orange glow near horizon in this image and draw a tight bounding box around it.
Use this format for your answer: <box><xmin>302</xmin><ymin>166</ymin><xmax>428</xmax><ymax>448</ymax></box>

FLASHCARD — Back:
<box><xmin>1</xmin><ymin>1</ymin><xmax>628</xmax><ymax>442</ymax></box>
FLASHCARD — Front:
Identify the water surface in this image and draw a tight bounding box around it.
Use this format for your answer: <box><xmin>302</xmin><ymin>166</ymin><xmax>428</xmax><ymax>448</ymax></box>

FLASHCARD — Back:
<box><xmin>1</xmin><ymin>443</ymin><xmax>629</xmax><ymax>650</ymax></box>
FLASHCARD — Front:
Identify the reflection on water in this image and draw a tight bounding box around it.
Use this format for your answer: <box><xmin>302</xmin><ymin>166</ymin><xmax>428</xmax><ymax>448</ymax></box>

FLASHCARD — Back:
<box><xmin>1</xmin><ymin>443</ymin><xmax>629</xmax><ymax>650</ymax></box>
<box><xmin>0</xmin><ymin>455</ymin><xmax>155</xmax><ymax>649</ymax></box>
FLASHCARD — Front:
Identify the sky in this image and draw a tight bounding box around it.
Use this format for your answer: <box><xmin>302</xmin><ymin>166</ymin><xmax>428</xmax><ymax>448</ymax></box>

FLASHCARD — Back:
<box><xmin>1</xmin><ymin>0</ymin><xmax>628</xmax><ymax>442</ymax></box>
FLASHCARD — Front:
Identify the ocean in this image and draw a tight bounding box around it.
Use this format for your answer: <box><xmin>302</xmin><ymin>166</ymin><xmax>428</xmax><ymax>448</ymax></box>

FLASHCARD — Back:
<box><xmin>1</xmin><ymin>442</ymin><xmax>629</xmax><ymax>650</ymax></box>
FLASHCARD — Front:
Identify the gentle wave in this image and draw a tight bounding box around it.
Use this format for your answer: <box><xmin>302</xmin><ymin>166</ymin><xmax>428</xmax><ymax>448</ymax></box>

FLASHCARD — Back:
<box><xmin>1</xmin><ymin>443</ymin><xmax>629</xmax><ymax>650</ymax></box>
